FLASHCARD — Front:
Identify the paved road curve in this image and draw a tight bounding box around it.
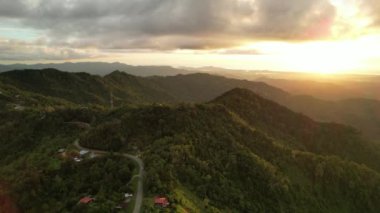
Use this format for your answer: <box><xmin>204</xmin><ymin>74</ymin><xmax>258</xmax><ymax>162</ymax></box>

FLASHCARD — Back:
<box><xmin>74</xmin><ymin>140</ymin><xmax>144</xmax><ymax>213</ymax></box>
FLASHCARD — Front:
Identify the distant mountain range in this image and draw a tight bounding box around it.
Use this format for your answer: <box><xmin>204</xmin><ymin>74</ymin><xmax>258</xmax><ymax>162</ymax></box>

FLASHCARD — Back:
<box><xmin>1</xmin><ymin>68</ymin><xmax>380</xmax><ymax>143</ymax></box>
<box><xmin>0</xmin><ymin>62</ymin><xmax>196</xmax><ymax>76</ymax></box>
<box><xmin>2</xmin><ymin>62</ymin><xmax>380</xmax><ymax>102</ymax></box>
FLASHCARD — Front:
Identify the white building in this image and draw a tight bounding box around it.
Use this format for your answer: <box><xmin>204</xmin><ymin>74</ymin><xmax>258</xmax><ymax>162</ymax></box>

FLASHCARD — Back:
<box><xmin>79</xmin><ymin>150</ymin><xmax>90</xmax><ymax>156</ymax></box>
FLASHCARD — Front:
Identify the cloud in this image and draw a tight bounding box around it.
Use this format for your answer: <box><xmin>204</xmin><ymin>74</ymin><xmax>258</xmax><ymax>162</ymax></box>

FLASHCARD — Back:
<box><xmin>0</xmin><ymin>0</ymin><xmax>353</xmax><ymax>52</ymax></box>
<box><xmin>363</xmin><ymin>0</ymin><xmax>380</xmax><ymax>26</ymax></box>
<box><xmin>0</xmin><ymin>38</ymin><xmax>103</xmax><ymax>60</ymax></box>
<box><xmin>0</xmin><ymin>0</ymin><xmax>27</xmax><ymax>18</ymax></box>
<box><xmin>254</xmin><ymin>0</ymin><xmax>336</xmax><ymax>39</ymax></box>
<box><xmin>214</xmin><ymin>49</ymin><xmax>262</xmax><ymax>55</ymax></box>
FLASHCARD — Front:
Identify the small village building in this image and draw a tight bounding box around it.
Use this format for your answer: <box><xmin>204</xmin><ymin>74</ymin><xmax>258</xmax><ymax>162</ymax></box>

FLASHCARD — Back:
<box><xmin>125</xmin><ymin>193</ymin><xmax>133</xmax><ymax>198</ymax></box>
<box><xmin>154</xmin><ymin>196</ymin><xmax>169</xmax><ymax>207</ymax></box>
<box><xmin>79</xmin><ymin>150</ymin><xmax>90</xmax><ymax>156</ymax></box>
<box><xmin>124</xmin><ymin>193</ymin><xmax>133</xmax><ymax>203</ymax></box>
<box><xmin>79</xmin><ymin>196</ymin><xmax>94</xmax><ymax>204</ymax></box>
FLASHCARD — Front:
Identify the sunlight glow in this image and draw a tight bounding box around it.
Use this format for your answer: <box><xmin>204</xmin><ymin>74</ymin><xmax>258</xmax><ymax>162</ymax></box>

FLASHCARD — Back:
<box><xmin>1</xmin><ymin>0</ymin><xmax>380</xmax><ymax>75</ymax></box>
<box><xmin>330</xmin><ymin>0</ymin><xmax>373</xmax><ymax>39</ymax></box>
<box><xmin>238</xmin><ymin>34</ymin><xmax>380</xmax><ymax>74</ymax></box>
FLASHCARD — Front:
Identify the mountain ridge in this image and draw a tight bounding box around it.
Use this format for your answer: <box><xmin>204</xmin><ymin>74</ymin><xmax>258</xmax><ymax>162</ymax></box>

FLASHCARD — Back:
<box><xmin>1</xmin><ymin>68</ymin><xmax>380</xmax><ymax>143</ymax></box>
<box><xmin>79</xmin><ymin>89</ymin><xmax>380</xmax><ymax>212</ymax></box>
<box><xmin>1</xmin><ymin>82</ymin><xmax>380</xmax><ymax>212</ymax></box>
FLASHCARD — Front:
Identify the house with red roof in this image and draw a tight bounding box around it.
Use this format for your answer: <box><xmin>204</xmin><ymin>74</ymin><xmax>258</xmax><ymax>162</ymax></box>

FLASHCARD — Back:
<box><xmin>79</xmin><ymin>196</ymin><xmax>94</xmax><ymax>204</ymax></box>
<box><xmin>154</xmin><ymin>196</ymin><xmax>169</xmax><ymax>207</ymax></box>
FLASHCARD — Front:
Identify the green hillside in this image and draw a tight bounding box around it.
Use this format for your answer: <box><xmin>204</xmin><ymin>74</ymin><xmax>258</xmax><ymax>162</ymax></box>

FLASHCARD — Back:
<box><xmin>0</xmin><ymin>79</ymin><xmax>73</xmax><ymax>111</ymax></box>
<box><xmin>0</xmin><ymin>69</ymin><xmax>112</xmax><ymax>105</ymax></box>
<box><xmin>213</xmin><ymin>89</ymin><xmax>380</xmax><ymax>171</ymax></box>
<box><xmin>80</xmin><ymin>89</ymin><xmax>380</xmax><ymax>212</ymax></box>
<box><xmin>0</xmin><ymin>69</ymin><xmax>286</xmax><ymax>107</ymax></box>
<box><xmin>1</xmin><ymin>86</ymin><xmax>380</xmax><ymax>212</ymax></box>
<box><xmin>103</xmin><ymin>71</ymin><xmax>175</xmax><ymax>104</ymax></box>
<box><xmin>0</xmin><ymin>107</ymin><xmax>139</xmax><ymax>212</ymax></box>
<box><xmin>281</xmin><ymin>95</ymin><xmax>380</xmax><ymax>143</ymax></box>
<box><xmin>1</xmin><ymin>68</ymin><xmax>379</xmax><ymax>143</ymax></box>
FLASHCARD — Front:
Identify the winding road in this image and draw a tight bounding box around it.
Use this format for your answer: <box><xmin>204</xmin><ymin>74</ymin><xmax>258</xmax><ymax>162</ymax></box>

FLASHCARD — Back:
<box><xmin>74</xmin><ymin>140</ymin><xmax>144</xmax><ymax>213</ymax></box>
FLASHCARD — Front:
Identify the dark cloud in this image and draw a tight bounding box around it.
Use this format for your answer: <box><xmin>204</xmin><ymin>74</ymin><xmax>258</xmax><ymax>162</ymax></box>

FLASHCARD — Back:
<box><xmin>0</xmin><ymin>38</ymin><xmax>101</xmax><ymax>60</ymax></box>
<box><xmin>1</xmin><ymin>0</ymin><xmax>339</xmax><ymax>50</ymax></box>
<box><xmin>0</xmin><ymin>0</ymin><xmax>27</xmax><ymax>17</ymax></box>
<box><xmin>254</xmin><ymin>0</ymin><xmax>336</xmax><ymax>39</ymax></box>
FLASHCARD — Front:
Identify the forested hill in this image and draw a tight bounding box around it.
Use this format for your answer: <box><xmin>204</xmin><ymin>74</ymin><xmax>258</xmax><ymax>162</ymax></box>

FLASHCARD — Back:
<box><xmin>80</xmin><ymin>89</ymin><xmax>380</xmax><ymax>212</ymax></box>
<box><xmin>1</xmin><ymin>85</ymin><xmax>380</xmax><ymax>211</ymax></box>
<box><xmin>0</xmin><ymin>62</ymin><xmax>195</xmax><ymax>76</ymax></box>
<box><xmin>0</xmin><ymin>69</ymin><xmax>110</xmax><ymax>105</ymax></box>
<box><xmin>1</xmin><ymin>68</ymin><xmax>380</xmax><ymax>143</ymax></box>
<box><xmin>0</xmin><ymin>69</ymin><xmax>176</xmax><ymax>106</ymax></box>
<box><xmin>213</xmin><ymin>88</ymin><xmax>380</xmax><ymax>171</ymax></box>
<box><xmin>0</xmin><ymin>69</ymin><xmax>288</xmax><ymax>106</ymax></box>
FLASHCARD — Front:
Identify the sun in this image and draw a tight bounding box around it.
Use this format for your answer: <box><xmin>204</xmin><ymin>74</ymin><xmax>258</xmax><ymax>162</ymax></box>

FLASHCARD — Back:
<box><xmin>290</xmin><ymin>43</ymin><xmax>363</xmax><ymax>74</ymax></box>
<box><xmin>289</xmin><ymin>36</ymin><xmax>380</xmax><ymax>74</ymax></box>
<box><xmin>290</xmin><ymin>45</ymin><xmax>357</xmax><ymax>74</ymax></box>
<box><xmin>240</xmin><ymin>39</ymin><xmax>370</xmax><ymax>74</ymax></box>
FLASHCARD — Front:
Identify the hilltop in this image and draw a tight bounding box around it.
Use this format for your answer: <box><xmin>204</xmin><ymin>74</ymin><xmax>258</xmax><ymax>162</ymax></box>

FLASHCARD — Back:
<box><xmin>2</xmin><ymin>63</ymin><xmax>379</xmax><ymax>102</ymax></box>
<box><xmin>80</xmin><ymin>89</ymin><xmax>380</xmax><ymax>212</ymax></box>
<box><xmin>0</xmin><ymin>62</ymin><xmax>195</xmax><ymax>76</ymax></box>
<box><xmin>1</xmin><ymin>68</ymin><xmax>379</xmax><ymax>143</ymax></box>
<box><xmin>1</xmin><ymin>84</ymin><xmax>380</xmax><ymax>211</ymax></box>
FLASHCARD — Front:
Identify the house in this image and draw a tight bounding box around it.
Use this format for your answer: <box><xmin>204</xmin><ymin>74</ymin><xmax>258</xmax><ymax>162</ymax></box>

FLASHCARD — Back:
<box><xmin>79</xmin><ymin>196</ymin><xmax>94</xmax><ymax>204</ymax></box>
<box><xmin>125</xmin><ymin>193</ymin><xmax>133</xmax><ymax>198</ymax></box>
<box><xmin>124</xmin><ymin>193</ymin><xmax>133</xmax><ymax>203</ymax></box>
<box><xmin>79</xmin><ymin>150</ymin><xmax>90</xmax><ymax>156</ymax></box>
<box><xmin>74</xmin><ymin>157</ymin><xmax>82</xmax><ymax>162</ymax></box>
<box><xmin>154</xmin><ymin>196</ymin><xmax>169</xmax><ymax>207</ymax></box>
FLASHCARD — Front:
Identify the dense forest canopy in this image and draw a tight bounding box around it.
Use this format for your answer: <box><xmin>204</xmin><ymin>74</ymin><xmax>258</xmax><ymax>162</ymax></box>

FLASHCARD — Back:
<box><xmin>1</xmin><ymin>69</ymin><xmax>380</xmax><ymax>143</ymax></box>
<box><xmin>0</xmin><ymin>69</ymin><xmax>380</xmax><ymax>212</ymax></box>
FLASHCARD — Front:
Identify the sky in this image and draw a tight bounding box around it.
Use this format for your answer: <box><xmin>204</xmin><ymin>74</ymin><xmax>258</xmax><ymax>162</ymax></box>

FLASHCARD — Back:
<box><xmin>1</xmin><ymin>0</ymin><xmax>380</xmax><ymax>74</ymax></box>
